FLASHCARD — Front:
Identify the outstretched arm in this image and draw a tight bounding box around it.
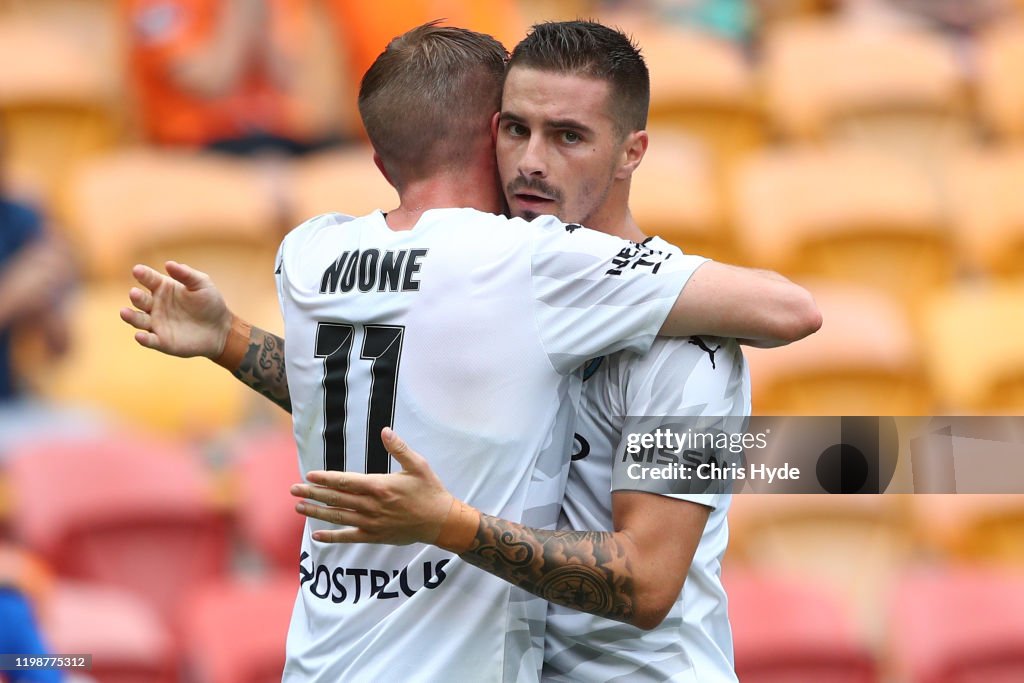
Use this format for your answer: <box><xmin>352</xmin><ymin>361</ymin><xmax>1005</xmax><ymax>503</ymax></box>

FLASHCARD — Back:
<box><xmin>120</xmin><ymin>261</ymin><xmax>292</xmax><ymax>413</ymax></box>
<box><xmin>661</xmin><ymin>262</ymin><xmax>822</xmax><ymax>346</ymax></box>
<box><xmin>291</xmin><ymin>428</ymin><xmax>706</xmax><ymax>629</ymax></box>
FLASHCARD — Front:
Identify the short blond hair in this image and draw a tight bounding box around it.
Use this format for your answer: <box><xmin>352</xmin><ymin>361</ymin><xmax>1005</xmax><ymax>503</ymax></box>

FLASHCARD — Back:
<box><xmin>359</xmin><ymin>22</ymin><xmax>508</xmax><ymax>187</ymax></box>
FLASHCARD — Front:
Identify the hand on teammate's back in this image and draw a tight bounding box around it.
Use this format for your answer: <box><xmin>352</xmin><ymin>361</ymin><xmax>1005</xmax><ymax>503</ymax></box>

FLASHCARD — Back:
<box><xmin>120</xmin><ymin>261</ymin><xmax>233</xmax><ymax>359</ymax></box>
<box><xmin>291</xmin><ymin>427</ymin><xmax>459</xmax><ymax>547</ymax></box>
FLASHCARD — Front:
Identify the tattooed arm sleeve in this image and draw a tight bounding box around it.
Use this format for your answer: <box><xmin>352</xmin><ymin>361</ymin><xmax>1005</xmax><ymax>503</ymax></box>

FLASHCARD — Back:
<box><xmin>452</xmin><ymin>489</ymin><xmax>708</xmax><ymax>629</ymax></box>
<box><xmin>460</xmin><ymin>514</ymin><xmax>638</xmax><ymax>623</ymax></box>
<box><xmin>230</xmin><ymin>326</ymin><xmax>292</xmax><ymax>413</ymax></box>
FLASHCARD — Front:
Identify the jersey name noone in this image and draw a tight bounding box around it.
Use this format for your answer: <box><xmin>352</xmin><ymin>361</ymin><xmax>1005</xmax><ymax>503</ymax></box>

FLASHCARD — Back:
<box><xmin>320</xmin><ymin>248</ymin><xmax>429</xmax><ymax>294</ymax></box>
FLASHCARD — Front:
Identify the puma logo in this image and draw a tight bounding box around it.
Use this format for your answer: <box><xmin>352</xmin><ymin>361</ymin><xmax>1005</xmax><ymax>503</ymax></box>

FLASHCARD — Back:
<box><xmin>688</xmin><ymin>337</ymin><xmax>721</xmax><ymax>369</ymax></box>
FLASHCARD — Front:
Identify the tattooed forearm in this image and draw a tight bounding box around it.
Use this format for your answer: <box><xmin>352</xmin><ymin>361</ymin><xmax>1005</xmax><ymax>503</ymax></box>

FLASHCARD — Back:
<box><xmin>231</xmin><ymin>328</ymin><xmax>292</xmax><ymax>413</ymax></box>
<box><xmin>460</xmin><ymin>514</ymin><xmax>636</xmax><ymax>623</ymax></box>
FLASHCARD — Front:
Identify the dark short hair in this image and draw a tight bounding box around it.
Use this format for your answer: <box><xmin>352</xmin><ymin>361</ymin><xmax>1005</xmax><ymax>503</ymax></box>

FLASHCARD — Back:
<box><xmin>508</xmin><ymin>20</ymin><xmax>649</xmax><ymax>136</ymax></box>
<box><xmin>359</xmin><ymin>21</ymin><xmax>508</xmax><ymax>186</ymax></box>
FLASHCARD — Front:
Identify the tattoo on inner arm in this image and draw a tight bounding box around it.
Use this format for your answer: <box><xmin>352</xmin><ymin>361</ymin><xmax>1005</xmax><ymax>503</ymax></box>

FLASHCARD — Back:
<box><xmin>461</xmin><ymin>514</ymin><xmax>635</xmax><ymax>622</ymax></box>
<box><xmin>232</xmin><ymin>329</ymin><xmax>292</xmax><ymax>413</ymax></box>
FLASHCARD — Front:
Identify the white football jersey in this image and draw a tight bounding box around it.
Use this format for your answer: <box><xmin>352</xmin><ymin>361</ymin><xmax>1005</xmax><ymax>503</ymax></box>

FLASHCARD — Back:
<box><xmin>277</xmin><ymin>211</ymin><xmax>707</xmax><ymax>683</ymax></box>
<box><xmin>544</xmin><ymin>238</ymin><xmax>749</xmax><ymax>683</ymax></box>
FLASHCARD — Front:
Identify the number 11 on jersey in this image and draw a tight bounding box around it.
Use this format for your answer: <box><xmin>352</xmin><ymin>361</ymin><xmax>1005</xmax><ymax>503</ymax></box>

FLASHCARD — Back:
<box><xmin>314</xmin><ymin>322</ymin><xmax>405</xmax><ymax>474</ymax></box>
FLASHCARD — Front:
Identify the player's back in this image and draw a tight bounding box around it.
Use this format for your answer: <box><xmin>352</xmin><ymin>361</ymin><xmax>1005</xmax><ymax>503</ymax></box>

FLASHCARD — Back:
<box><xmin>276</xmin><ymin>209</ymin><xmax>700</xmax><ymax>682</ymax></box>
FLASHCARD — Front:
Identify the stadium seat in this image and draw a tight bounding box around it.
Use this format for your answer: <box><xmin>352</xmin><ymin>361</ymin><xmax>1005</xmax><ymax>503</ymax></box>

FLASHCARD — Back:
<box><xmin>743</xmin><ymin>283</ymin><xmax>933</xmax><ymax>415</ymax></box>
<box><xmin>733</xmin><ymin>145</ymin><xmax>953</xmax><ymax>310</ymax></box>
<box><xmin>7</xmin><ymin>432</ymin><xmax>230</xmax><ymax>623</ymax></box>
<box><xmin>45</xmin><ymin>580</ymin><xmax>178</xmax><ymax>683</ymax></box>
<box><xmin>922</xmin><ymin>283</ymin><xmax>1024</xmax><ymax>413</ymax></box>
<box><xmin>761</xmin><ymin>19</ymin><xmax>969</xmax><ymax>153</ymax></box>
<box><xmin>890</xmin><ymin>567</ymin><xmax>1024</xmax><ymax>683</ymax></box>
<box><xmin>65</xmin><ymin>149</ymin><xmax>281</xmax><ymax>283</ymax></box>
<box><xmin>943</xmin><ymin>147</ymin><xmax>1024</xmax><ymax>279</ymax></box>
<box><xmin>630</xmin><ymin>129</ymin><xmax>733</xmax><ymax>261</ymax></box>
<box><xmin>726</xmin><ymin>568</ymin><xmax>880</xmax><ymax>683</ymax></box>
<box><xmin>180</xmin><ymin>573</ymin><xmax>297</xmax><ymax>683</ymax></box>
<box><xmin>285</xmin><ymin>145</ymin><xmax>398</xmax><ymax>226</ymax></box>
<box><xmin>976</xmin><ymin>19</ymin><xmax>1024</xmax><ymax>141</ymax></box>
<box><xmin>729</xmin><ymin>494</ymin><xmax>915</xmax><ymax>638</ymax></box>
<box><xmin>911</xmin><ymin>493</ymin><xmax>1024</xmax><ymax>564</ymax></box>
<box><xmin>33</xmin><ymin>284</ymin><xmax>250</xmax><ymax>435</ymax></box>
<box><xmin>230</xmin><ymin>429</ymin><xmax>304</xmax><ymax>572</ymax></box>
<box><xmin>612</xmin><ymin>17</ymin><xmax>765</xmax><ymax>189</ymax></box>
<box><xmin>0</xmin><ymin>17</ymin><xmax>119</xmax><ymax>221</ymax></box>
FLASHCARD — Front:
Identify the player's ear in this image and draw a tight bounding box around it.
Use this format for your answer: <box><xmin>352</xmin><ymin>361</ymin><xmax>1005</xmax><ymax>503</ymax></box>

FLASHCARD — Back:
<box><xmin>490</xmin><ymin>111</ymin><xmax>501</xmax><ymax>143</ymax></box>
<box><xmin>615</xmin><ymin>129</ymin><xmax>648</xmax><ymax>180</ymax></box>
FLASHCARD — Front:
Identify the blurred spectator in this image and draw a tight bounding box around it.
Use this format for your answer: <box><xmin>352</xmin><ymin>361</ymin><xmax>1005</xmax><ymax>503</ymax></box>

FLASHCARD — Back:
<box><xmin>322</xmin><ymin>0</ymin><xmax>525</xmax><ymax>87</ymax></box>
<box><xmin>601</xmin><ymin>0</ymin><xmax>756</xmax><ymax>44</ymax></box>
<box><xmin>122</xmin><ymin>0</ymin><xmax>338</xmax><ymax>155</ymax></box>
<box><xmin>0</xmin><ymin>547</ymin><xmax>60</xmax><ymax>683</ymax></box>
<box><xmin>841</xmin><ymin>0</ymin><xmax>1016</xmax><ymax>36</ymax></box>
<box><xmin>0</xmin><ymin>132</ymin><xmax>81</xmax><ymax>456</ymax></box>
<box><xmin>0</xmin><ymin>200</ymin><xmax>72</xmax><ymax>405</ymax></box>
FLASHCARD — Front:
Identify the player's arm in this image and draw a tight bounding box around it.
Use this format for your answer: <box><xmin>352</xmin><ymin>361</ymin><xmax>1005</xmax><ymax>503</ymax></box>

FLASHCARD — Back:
<box><xmin>660</xmin><ymin>262</ymin><xmax>821</xmax><ymax>346</ymax></box>
<box><xmin>119</xmin><ymin>261</ymin><xmax>292</xmax><ymax>413</ymax></box>
<box><xmin>291</xmin><ymin>428</ymin><xmax>703</xmax><ymax>629</ymax></box>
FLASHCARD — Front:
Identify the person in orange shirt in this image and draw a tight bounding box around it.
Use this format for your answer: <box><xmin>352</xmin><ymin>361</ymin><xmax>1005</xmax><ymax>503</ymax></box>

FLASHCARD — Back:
<box><xmin>122</xmin><ymin>0</ymin><xmax>328</xmax><ymax>154</ymax></box>
<box><xmin>323</xmin><ymin>0</ymin><xmax>525</xmax><ymax>86</ymax></box>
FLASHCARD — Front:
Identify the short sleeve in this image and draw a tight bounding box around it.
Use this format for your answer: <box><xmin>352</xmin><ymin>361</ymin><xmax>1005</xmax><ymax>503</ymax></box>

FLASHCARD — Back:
<box><xmin>528</xmin><ymin>217</ymin><xmax>707</xmax><ymax>374</ymax></box>
<box><xmin>610</xmin><ymin>337</ymin><xmax>750</xmax><ymax>508</ymax></box>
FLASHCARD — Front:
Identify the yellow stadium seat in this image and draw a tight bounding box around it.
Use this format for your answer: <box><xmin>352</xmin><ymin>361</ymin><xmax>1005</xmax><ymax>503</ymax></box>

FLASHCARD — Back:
<box><xmin>631</xmin><ymin>129</ymin><xmax>733</xmax><ymax>261</ymax></box>
<box><xmin>733</xmin><ymin>145</ymin><xmax>954</xmax><ymax>309</ymax></box>
<box><xmin>34</xmin><ymin>284</ymin><xmax>250</xmax><ymax>435</ymax></box>
<box><xmin>0</xmin><ymin>17</ymin><xmax>119</xmax><ymax>222</ymax></box>
<box><xmin>743</xmin><ymin>283</ymin><xmax>932</xmax><ymax>415</ymax></box>
<box><xmin>286</xmin><ymin>145</ymin><xmax>399</xmax><ymax>226</ymax></box>
<box><xmin>923</xmin><ymin>283</ymin><xmax>1024</xmax><ymax>413</ymax></box>
<box><xmin>66</xmin><ymin>150</ymin><xmax>281</xmax><ymax>323</ymax></box>
<box><xmin>761</xmin><ymin>19</ymin><xmax>969</xmax><ymax>154</ymax></box>
<box><xmin>977</xmin><ymin>19</ymin><xmax>1024</xmax><ymax>141</ymax></box>
<box><xmin>911</xmin><ymin>494</ymin><xmax>1024</xmax><ymax>564</ymax></box>
<box><xmin>597</xmin><ymin>13</ymin><xmax>765</xmax><ymax>197</ymax></box>
<box><xmin>944</xmin><ymin>147</ymin><xmax>1024</xmax><ymax>279</ymax></box>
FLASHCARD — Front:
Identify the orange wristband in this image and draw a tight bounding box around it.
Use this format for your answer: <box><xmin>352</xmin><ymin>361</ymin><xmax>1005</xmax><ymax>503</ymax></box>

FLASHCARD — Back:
<box><xmin>213</xmin><ymin>315</ymin><xmax>252</xmax><ymax>371</ymax></box>
<box><xmin>434</xmin><ymin>499</ymin><xmax>480</xmax><ymax>554</ymax></box>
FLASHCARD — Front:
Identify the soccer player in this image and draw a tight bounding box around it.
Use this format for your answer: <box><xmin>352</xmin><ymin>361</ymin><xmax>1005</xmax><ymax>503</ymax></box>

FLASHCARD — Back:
<box><xmin>293</xmin><ymin>21</ymin><xmax>751</xmax><ymax>682</ymax></box>
<box><xmin>121</xmin><ymin>22</ymin><xmax>819</xmax><ymax>682</ymax></box>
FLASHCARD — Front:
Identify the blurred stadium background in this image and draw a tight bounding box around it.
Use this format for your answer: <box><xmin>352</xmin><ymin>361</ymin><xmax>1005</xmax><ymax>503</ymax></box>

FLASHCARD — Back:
<box><xmin>1</xmin><ymin>0</ymin><xmax>1024</xmax><ymax>681</ymax></box>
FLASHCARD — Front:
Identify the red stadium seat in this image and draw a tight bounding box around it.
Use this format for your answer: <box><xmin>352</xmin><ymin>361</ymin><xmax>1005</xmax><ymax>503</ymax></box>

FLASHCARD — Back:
<box><xmin>180</xmin><ymin>573</ymin><xmax>297</xmax><ymax>683</ymax></box>
<box><xmin>230</xmin><ymin>429</ymin><xmax>305</xmax><ymax>572</ymax></box>
<box><xmin>45</xmin><ymin>580</ymin><xmax>178</xmax><ymax>683</ymax></box>
<box><xmin>726</xmin><ymin>569</ymin><xmax>879</xmax><ymax>683</ymax></box>
<box><xmin>7</xmin><ymin>433</ymin><xmax>230</xmax><ymax>625</ymax></box>
<box><xmin>890</xmin><ymin>567</ymin><xmax>1024</xmax><ymax>683</ymax></box>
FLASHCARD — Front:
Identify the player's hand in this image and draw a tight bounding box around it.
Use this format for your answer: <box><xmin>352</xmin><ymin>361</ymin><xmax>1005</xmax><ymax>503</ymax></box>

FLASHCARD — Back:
<box><xmin>291</xmin><ymin>428</ymin><xmax>456</xmax><ymax>546</ymax></box>
<box><xmin>120</xmin><ymin>261</ymin><xmax>233</xmax><ymax>359</ymax></box>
